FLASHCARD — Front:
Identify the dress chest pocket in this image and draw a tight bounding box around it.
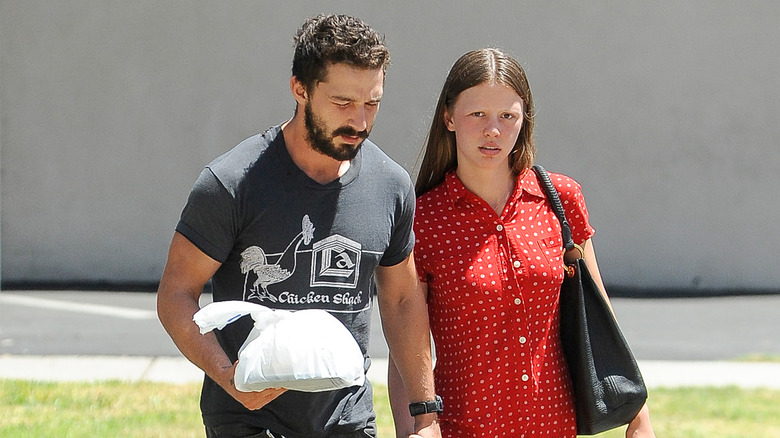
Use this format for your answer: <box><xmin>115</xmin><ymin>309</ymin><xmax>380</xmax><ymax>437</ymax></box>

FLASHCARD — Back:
<box><xmin>527</xmin><ymin>233</ymin><xmax>565</xmax><ymax>283</ymax></box>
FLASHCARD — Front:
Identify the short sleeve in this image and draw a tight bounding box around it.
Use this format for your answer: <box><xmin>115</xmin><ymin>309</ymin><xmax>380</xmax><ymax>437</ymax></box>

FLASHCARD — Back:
<box><xmin>175</xmin><ymin>167</ymin><xmax>239</xmax><ymax>263</ymax></box>
<box><xmin>379</xmin><ymin>181</ymin><xmax>416</xmax><ymax>266</ymax></box>
<box><xmin>411</xmin><ymin>187</ymin><xmax>442</xmax><ymax>284</ymax></box>
<box><xmin>551</xmin><ymin>173</ymin><xmax>595</xmax><ymax>245</ymax></box>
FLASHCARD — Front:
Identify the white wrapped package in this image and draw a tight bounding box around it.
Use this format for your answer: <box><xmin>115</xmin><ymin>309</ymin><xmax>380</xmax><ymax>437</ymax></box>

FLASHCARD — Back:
<box><xmin>193</xmin><ymin>301</ymin><xmax>365</xmax><ymax>393</ymax></box>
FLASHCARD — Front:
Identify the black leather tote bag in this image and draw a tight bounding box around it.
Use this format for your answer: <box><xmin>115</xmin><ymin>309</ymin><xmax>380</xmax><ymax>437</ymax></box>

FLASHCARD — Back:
<box><xmin>533</xmin><ymin>165</ymin><xmax>647</xmax><ymax>435</ymax></box>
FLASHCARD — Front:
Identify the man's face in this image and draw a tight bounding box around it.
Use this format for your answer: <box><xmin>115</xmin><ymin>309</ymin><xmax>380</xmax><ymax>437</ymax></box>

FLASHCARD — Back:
<box><xmin>302</xmin><ymin>63</ymin><xmax>384</xmax><ymax>161</ymax></box>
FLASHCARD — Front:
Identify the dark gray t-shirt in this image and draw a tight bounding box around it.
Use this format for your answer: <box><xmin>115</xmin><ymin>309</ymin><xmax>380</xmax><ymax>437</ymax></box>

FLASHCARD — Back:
<box><xmin>176</xmin><ymin>125</ymin><xmax>415</xmax><ymax>437</ymax></box>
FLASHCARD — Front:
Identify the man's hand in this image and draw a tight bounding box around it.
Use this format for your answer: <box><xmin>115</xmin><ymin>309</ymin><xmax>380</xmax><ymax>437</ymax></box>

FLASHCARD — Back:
<box><xmin>409</xmin><ymin>413</ymin><xmax>441</xmax><ymax>437</ymax></box>
<box><xmin>219</xmin><ymin>362</ymin><xmax>287</xmax><ymax>410</ymax></box>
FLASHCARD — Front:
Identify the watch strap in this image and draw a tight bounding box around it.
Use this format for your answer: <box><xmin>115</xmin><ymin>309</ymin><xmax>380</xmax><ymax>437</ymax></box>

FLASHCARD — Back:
<box><xmin>408</xmin><ymin>395</ymin><xmax>443</xmax><ymax>416</ymax></box>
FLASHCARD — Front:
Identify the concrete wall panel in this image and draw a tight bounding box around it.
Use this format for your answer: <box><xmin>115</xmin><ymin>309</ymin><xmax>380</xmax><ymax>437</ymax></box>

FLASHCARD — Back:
<box><xmin>2</xmin><ymin>1</ymin><xmax>778</xmax><ymax>292</ymax></box>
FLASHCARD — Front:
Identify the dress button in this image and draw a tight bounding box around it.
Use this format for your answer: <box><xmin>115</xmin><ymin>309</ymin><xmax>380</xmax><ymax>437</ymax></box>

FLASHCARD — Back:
<box><xmin>519</xmin><ymin>336</ymin><xmax>527</xmax><ymax>344</ymax></box>
<box><xmin>514</xmin><ymin>298</ymin><xmax>522</xmax><ymax>305</ymax></box>
<box><xmin>513</xmin><ymin>260</ymin><xmax>521</xmax><ymax>269</ymax></box>
<box><xmin>521</xmin><ymin>374</ymin><xmax>530</xmax><ymax>382</ymax></box>
<box><xmin>496</xmin><ymin>224</ymin><xmax>504</xmax><ymax>231</ymax></box>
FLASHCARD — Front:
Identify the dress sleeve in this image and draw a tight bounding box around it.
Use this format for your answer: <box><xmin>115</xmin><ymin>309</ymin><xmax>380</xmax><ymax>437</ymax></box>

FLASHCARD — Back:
<box><xmin>551</xmin><ymin>173</ymin><xmax>595</xmax><ymax>245</ymax></box>
<box><xmin>412</xmin><ymin>236</ymin><xmax>428</xmax><ymax>284</ymax></box>
<box><xmin>412</xmin><ymin>192</ymin><xmax>436</xmax><ymax>284</ymax></box>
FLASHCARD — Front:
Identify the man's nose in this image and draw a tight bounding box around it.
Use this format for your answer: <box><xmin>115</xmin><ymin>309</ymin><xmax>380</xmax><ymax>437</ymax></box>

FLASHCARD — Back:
<box><xmin>348</xmin><ymin>106</ymin><xmax>368</xmax><ymax>132</ymax></box>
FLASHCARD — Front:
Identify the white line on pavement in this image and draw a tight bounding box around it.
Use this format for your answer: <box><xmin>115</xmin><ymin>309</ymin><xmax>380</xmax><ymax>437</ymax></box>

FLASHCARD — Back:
<box><xmin>0</xmin><ymin>293</ymin><xmax>157</xmax><ymax>320</ymax></box>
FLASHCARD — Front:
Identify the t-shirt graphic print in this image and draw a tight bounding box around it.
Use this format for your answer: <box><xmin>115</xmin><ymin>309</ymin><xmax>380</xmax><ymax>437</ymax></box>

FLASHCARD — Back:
<box><xmin>238</xmin><ymin>214</ymin><xmax>367</xmax><ymax>312</ymax></box>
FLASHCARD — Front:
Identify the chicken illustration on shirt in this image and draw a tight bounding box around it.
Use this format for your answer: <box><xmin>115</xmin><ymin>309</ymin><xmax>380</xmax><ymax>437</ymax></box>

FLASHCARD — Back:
<box><xmin>240</xmin><ymin>215</ymin><xmax>315</xmax><ymax>302</ymax></box>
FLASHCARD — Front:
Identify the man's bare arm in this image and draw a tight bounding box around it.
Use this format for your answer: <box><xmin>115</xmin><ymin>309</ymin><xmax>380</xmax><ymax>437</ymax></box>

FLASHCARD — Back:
<box><xmin>156</xmin><ymin>232</ymin><xmax>285</xmax><ymax>410</ymax></box>
<box><xmin>375</xmin><ymin>252</ymin><xmax>440</xmax><ymax>437</ymax></box>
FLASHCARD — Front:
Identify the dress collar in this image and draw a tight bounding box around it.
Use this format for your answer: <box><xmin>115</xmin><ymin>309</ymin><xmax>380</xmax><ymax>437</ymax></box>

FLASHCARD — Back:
<box><xmin>443</xmin><ymin>167</ymin><xmax>546</xmax><ymax>206</ymax></box>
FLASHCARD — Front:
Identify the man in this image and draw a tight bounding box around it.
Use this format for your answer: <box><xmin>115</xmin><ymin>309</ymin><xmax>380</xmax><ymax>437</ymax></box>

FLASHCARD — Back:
<box><xmin>157</xmin><ymin>14</ymin><xmax>441</xmax><ymax>438</ymax></box>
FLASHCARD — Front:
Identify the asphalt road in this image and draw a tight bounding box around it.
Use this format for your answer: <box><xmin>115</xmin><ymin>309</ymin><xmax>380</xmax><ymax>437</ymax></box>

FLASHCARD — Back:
<box><xmin>2</xmin><ymin>290</ymin><xmax>779</xmax><ymax>361</ymax></box>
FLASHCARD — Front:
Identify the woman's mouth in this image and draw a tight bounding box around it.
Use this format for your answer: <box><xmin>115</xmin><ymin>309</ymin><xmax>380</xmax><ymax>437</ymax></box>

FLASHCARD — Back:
<box><xmin>479</xmin><ymin>144</ymin><xmax>502</xmax><ymax>156</ymax></box>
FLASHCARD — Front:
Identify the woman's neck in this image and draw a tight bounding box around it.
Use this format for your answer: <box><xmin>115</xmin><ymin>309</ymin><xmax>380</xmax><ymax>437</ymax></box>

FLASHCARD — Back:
<box><xmin>456</xmin><ymin>165</ymin><xmax>516</xmax><ymax>215</ymax></box>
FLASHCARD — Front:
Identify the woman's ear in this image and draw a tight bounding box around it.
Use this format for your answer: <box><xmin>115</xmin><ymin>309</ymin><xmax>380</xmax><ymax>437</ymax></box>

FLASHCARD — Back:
<box><xmin>443</xmin><ymin>108</ymin><xmax>455</xmax><ymax>132</ymax></box>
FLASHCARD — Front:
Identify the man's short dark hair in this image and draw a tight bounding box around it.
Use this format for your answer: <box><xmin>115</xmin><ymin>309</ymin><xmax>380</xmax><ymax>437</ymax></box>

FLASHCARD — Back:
<box><xmin>292</xmin><ymin>14</ymin><xmax>390</xmax><ymax>92</ymax></box>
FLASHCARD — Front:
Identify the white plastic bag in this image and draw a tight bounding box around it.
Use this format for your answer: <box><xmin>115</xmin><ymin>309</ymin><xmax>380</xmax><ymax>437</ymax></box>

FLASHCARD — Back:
<box><xmin>193</xmin><ymin>301</ymin><xmax>365</xmax><ymax>392</ymax></box>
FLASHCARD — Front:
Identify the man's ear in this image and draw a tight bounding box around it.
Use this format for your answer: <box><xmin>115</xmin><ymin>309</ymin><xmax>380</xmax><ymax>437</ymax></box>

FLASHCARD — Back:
<box><xmin>290</xmin><ymin>76</ymin><xmax>308</xmax><ymax>105</ymax></box>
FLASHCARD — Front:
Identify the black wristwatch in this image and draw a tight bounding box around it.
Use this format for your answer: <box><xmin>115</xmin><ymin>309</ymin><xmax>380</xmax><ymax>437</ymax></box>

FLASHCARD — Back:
<box><xmin>409</xmin><ymin>395</ymin><xmax>444</xmax><ymax>416</ymax></box>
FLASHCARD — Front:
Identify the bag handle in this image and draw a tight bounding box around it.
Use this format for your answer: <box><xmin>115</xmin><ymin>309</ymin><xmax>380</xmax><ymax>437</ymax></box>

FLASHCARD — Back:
<box><xmin>532</xmin><ymin>165</ymin><xmax>584</xmax><ymax>258</ymax></box>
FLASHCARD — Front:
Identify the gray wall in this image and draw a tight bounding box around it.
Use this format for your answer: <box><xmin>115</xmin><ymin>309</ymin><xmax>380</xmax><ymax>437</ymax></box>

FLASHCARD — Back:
<box><xmin>2</xmin><ymin>1</ymin><xmax>779</xmax><ymax>292</ymax></box>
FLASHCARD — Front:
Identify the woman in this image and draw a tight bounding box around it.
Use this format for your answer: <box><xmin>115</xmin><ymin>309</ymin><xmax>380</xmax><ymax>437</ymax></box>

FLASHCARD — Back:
<box><xmin>389</xmin><ymin>48</ymin><xmax>655</xmax><ymax>437</ymax></box>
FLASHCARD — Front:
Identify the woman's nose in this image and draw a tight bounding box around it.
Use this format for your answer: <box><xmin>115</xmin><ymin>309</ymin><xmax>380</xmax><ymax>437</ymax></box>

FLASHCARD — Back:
<box><xmin>483</xmin><ymin>118</ymin><xmax>500</xmax><ymax>137</ymax></box>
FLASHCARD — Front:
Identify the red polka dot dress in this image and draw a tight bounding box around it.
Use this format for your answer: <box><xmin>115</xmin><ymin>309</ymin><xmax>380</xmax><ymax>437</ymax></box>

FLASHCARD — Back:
<box><xmin>414</xmin><ymin>168</ymin><xmax>595</xmax><ymax>437</ymax></box>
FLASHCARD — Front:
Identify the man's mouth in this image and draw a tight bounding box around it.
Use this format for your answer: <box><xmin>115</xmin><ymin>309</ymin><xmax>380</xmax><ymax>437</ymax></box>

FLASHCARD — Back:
<box><xmin>334</xmin><ymin>127</ymin><xmax>368</xmax><ymax>144</ymax></box>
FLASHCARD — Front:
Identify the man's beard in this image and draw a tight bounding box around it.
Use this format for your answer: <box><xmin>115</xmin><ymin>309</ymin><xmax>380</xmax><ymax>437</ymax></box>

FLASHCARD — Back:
<box><xmin>304</xmin><ymin>102</ymin><xmax>369</xmax><ymax>161</ymax></box>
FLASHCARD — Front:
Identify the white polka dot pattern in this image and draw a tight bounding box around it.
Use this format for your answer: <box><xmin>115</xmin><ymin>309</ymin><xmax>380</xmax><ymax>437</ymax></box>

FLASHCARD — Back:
<box><xmin>414</xmin><ymin>169</ymin><xmax>594</xmax><ymax>437</ymax></box>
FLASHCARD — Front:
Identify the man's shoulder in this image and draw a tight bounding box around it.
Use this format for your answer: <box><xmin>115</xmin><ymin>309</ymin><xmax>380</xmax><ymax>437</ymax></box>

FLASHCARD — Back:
<box><xmin>205</xmin><ymin>125</ymin><xmax>283</xmax><ymax>186</ymax></box>
<box><xmin>210</xmin><ymin>125</ymin><xmax>280</xmax><ymax>166</ymax></box>
<box><xmin>359</xmin><ymin>139</ymin><xmax>411</xmax><ymax>182</ymax></box>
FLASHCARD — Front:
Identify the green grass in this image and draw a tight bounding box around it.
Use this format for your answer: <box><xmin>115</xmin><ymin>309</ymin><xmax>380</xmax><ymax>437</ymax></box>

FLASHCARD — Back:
<box><xmin>0</xmin><ymin>380</ymin><xmax>202</xmax><ymax>437</ymax></box>
<box><xmin>592</xmin><ymin>386</ymin><xmax>780</xmax><ymax>437</ymax></box>
<box><xmin>3</xmin><ymin>380</ymin><xmax>780</xmax><ymax>437</ymax></box>
<box><xmin>735</xmin><ymin>353</ymin><xmax>780</xmax><ymax>362</ymax></box>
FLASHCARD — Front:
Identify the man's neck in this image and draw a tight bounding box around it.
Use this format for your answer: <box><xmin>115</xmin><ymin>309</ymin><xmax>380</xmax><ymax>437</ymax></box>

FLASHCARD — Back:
<box><xmin>281</xmin><ymin>117</ymin><xmax>351</xmax><ymax>185</ymax></box>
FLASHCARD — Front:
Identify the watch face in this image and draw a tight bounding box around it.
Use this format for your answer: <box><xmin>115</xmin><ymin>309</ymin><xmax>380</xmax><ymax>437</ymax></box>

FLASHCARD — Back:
<box><xmin>433</xmin><ymin>395</ymin><xmax>444</xmax><ymax>411</ymax></box>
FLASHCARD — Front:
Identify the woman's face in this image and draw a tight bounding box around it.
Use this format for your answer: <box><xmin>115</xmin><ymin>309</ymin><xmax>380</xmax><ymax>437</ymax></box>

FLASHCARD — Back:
<box><xmin>445</xmin><ymin>82</ymin><xmax>524</xmax><ymax>174</ymax></box>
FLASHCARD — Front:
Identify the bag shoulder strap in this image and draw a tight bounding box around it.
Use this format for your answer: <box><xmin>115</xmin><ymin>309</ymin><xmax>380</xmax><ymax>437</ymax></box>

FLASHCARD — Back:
<box><xmin>532</xmin><ymin>165</ymin><xmax>575</xmax><ymax>252</ymax></box>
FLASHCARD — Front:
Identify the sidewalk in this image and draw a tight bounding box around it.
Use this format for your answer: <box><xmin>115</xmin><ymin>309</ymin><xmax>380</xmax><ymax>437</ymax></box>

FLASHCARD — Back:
<box><xmin>2</xmin><ymin>355</ymin><xmax>780</xmax><ymax>389</ymax></box>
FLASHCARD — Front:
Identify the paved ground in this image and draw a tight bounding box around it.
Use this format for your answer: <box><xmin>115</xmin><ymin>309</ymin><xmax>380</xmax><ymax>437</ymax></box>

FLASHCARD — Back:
<box><xmin>1</xmin><ymin>290</ymin><xmax>780</xmax><ymax>387</ymax></box>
